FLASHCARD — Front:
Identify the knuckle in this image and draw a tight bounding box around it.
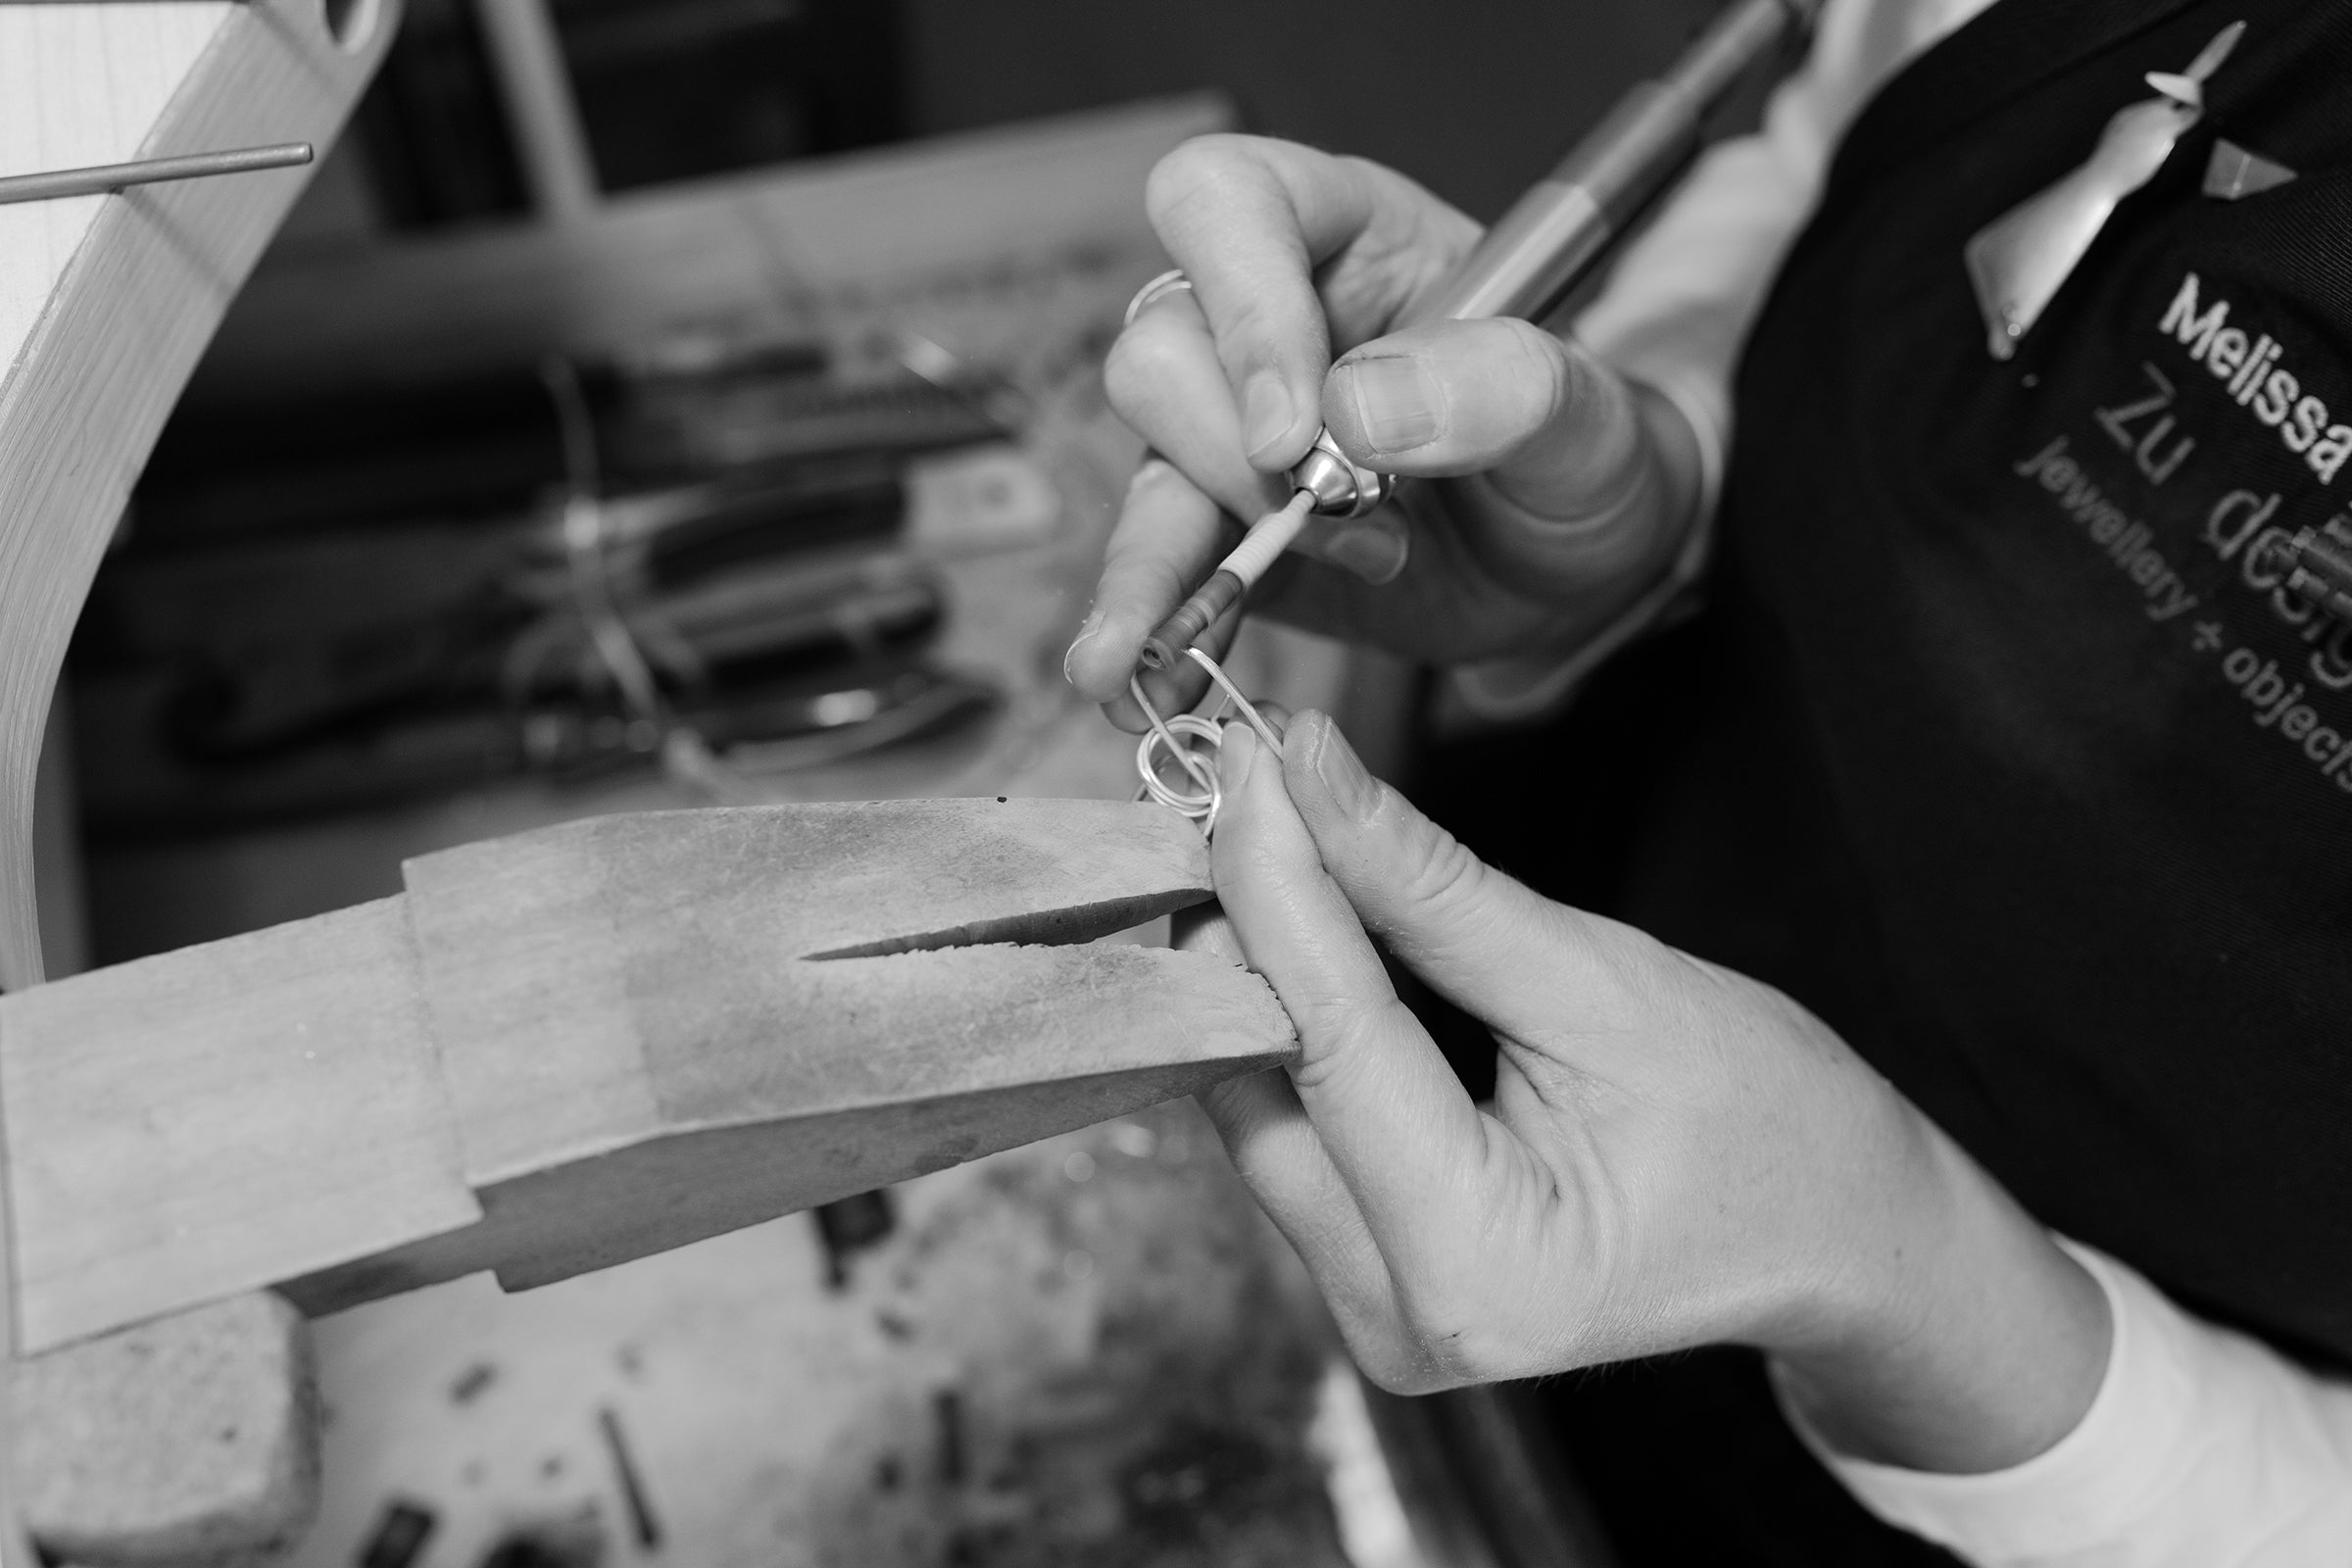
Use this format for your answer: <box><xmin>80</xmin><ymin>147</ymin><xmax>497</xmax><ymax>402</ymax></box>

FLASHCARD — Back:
<box><xmin>1284</xmin><ymin>998</ymin><xmax>1411</xmax><ymax>1093</ymax></box>
<box><xmin>1502</xmin><ymin>320</ymin><xmax>1574</xmax><ymax>433</ymax></box>
<box><xmin>1396</xmin><ymin>817</ymin><xmax>1490</xmax><ymax>918</ymax></box>
<box><xmin>1210</xmin><ymin>297</ymin><xmax>1284</xmax><ymax>368</ymax></box>
<box><xmin>1102</xmin><ymin>318</ymin><xmax>1187</xmax><ymax>417</ymax></box>
<box><xmin>1399</xmin><ymin>1300</ymin><xmax>1512</xmax><ymax>1387</ymax></box>
<box><xmin>1146</xmin><ymin>133</ymin><xmax>1260</xmax><ymax>228</ymax></box>
<box><xmin>1107</xmin><ymin>542</ymin><xmax>1197</xmax><ymax>623</ymax></box>
<box><xmin>1552</xmin><ymin>338</ymin><xmax>1631</xmax><ymax>436</ymax></box>
<box><xmin>1103</xmin><ymin>463</ymin><xmax>1201</xmax><ymax>538</ymax></box>
<box><xmin>1197</xmin><ymin>282</ymin><xmax>1289</xmax><ymax>357</ymax></box>
<box><xmin>1323</xmin><ymin>1307</ymin><xmax>1452</xmax><ymax>1396</ymax></box>
<box><xmin>1355</xmin><ymin>1354</ymin><xmax>1456</xmax><ymax>1398</ymax></box>
<box><xmin>1330</xmin><ymin>153</ymin><xmax>1392</xmax><ymax>202</ymax></box>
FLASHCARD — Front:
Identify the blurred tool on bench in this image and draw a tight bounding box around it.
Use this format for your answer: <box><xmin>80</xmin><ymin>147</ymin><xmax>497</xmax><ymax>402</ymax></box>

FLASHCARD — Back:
<box><xmin>73</xmin><ymin>339</ymin><xmax>1026</xmax><ymax>834</ymax></box>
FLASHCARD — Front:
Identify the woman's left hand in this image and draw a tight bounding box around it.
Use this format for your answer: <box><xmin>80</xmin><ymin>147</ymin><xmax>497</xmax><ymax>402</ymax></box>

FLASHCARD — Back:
<box><xmin>1199</xmin><ymin>710</ymin><xmax>2111</xmax><ymax>1475</ymax></box>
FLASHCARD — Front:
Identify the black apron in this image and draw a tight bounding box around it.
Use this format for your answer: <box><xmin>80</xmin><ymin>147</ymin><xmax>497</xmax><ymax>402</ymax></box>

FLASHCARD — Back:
<box><xmin>1502</xmin><ymin>1</ymin><xmax>2352</xmax><ymax>1558</ymax></box>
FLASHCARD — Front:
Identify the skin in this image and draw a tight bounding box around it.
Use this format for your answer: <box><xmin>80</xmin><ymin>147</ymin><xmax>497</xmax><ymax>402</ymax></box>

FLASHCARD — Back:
<box><xmin>1078</xmin><ymin>134</ymin><xmax>2112</xmax><ymax>1475</ymax></box>
<box><xmin>1065</xmin><ymin>135</ymin><xmax>1698</xmax><ymax>729</ymax></box>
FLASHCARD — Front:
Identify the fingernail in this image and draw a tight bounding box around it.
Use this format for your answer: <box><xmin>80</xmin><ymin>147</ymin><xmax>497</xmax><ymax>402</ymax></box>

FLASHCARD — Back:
<box><xmin>1062</xmin><ymin>606</ymin><xmax>1104</xmax><ymax>683</ymax></box>
<box><xmin>1320</xmin><ymin>521</ymin><xmax>1410</xmax><ymax>584</ymax></box>
<box><xmin>1242</xmin><ymin>371</ymin><xmax>1296</xmax><ymax>462</ymax></box>
<box><xmin>1128</xmin><ymin>457</ymin><xmax>1174</xmax><ymax>495</ymax></box>
<box><xmin>1219</xmin><ymin>719</ymin><xmax>1258</xmax><ymax>792</ymax></box>
<box><xmin>1311</xmin><ymin>720</ymin><xmax>1377</xmax><ymax>821</ymax></box>
<box><xmin>1343</xmin><ymin>356</ymin><xmax>1443</xmax><ymax>455</ymax></box>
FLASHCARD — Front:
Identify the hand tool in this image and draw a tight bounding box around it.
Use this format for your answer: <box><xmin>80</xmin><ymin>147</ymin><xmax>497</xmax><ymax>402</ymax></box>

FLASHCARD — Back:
<box><xmin>1</xmin><ymin>797</ymin><xmax>1293</xmax><ymax>1359</ymax></box>
<box><xmin>1140</xmin><ymin>0</ymin><xmax>1824</xmax><ymax>669</ymax></box>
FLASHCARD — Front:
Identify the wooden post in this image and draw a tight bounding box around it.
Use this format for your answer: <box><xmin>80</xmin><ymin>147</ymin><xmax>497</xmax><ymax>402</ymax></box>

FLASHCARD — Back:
<box><xmin>0</xmin><ymin>2</ymin><xmax>397</xmax><ymax>1555</ymax></box>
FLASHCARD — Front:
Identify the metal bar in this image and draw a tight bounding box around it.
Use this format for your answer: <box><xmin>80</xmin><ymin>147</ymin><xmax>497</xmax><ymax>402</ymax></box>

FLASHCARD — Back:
<box><xmin>0</xmin><ymin>142</ymin><xmax>312</xmax><ymax>207</ymax></box>
<box><xmin>472</xmin><ymin>0</ymin><xmax>600</xmax><ymax>220</ymax></box>
<box><xmin>1410</xmin><ymin>0</ymin><xmax>1808</xmax><ymax>326</ymax></box>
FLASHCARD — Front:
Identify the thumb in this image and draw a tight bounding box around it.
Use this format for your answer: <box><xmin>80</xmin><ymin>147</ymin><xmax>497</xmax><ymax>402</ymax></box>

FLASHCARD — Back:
<box><xmin>1322</xmin><ymin>318</ymin><xmax>1650</xmax><ymax>522</ymax></box>
<box><xmin>1276</xmin><ymin>710</ymin><xmax>1615</xmax><ymax>1040</ymax></box>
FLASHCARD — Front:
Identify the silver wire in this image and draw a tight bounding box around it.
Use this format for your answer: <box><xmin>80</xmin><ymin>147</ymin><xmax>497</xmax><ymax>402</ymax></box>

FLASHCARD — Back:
<box><xmin>1131</xmin><ymin>675</ymin><xmax>1221</xmax><ymax>834</ymax></box>
<box><xmin>1186</xmin><ymin>646</ymin><xmax>1285</xmax><ymax>759</ymax></box>
<box><xmin>1128</xmin><ymin>647</ymin><xmax>1284</xmax><ymax>837</ymax></box>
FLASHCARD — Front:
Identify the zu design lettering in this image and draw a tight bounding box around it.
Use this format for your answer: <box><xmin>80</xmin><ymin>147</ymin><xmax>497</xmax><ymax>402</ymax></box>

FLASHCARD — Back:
<box><xmin>2205</xmin><ymin>492</ymin><xmax>2352</xmax><ymax>689</ymax></box>
<box><xmin>2094</xmin><ymin>363</ymin><xmax>2194</xmax><ymax>485</ymax></box>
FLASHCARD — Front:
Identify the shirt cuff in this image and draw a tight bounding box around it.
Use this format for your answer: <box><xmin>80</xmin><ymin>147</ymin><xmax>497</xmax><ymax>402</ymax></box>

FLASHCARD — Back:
<box><xmin>1772</xmin><ymin>1240</ymin><xmax>2206</xmax><ymax>1563</ymax></box>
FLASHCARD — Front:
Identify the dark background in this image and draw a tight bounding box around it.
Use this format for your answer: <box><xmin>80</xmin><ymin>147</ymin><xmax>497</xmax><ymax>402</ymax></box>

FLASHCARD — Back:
<box><xmin>897</xmin><ymin>0</ymin><xmax>1723</xmax><ymax>220</ymax></box>
<box><xmin>310</xmin><ymin>0</ymin><xmax>1725</xmax><ymax>237</ymax></box>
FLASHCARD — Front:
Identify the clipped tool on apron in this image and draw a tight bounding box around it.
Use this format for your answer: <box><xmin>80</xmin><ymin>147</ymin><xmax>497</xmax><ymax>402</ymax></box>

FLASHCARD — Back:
<box><xmin>1965</xmin><ymin>20</ymin><xmax>2247</xmax><ymax>362</ymax></box>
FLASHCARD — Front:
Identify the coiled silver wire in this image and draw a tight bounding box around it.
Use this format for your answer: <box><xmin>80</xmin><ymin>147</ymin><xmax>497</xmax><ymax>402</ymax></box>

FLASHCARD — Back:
<box><xmin>1129</xmin><ymin>646</ymin><xmax>1286</xmax><ymax>837</ymax></box>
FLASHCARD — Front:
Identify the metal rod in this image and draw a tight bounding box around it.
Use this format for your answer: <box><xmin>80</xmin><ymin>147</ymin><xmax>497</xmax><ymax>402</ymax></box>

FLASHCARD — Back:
<box><xmin>1142</xmin><ymin>491</ymin><xmax>1314</xmax><ymax>670</ymax></box>
<box><xmin>473</xmin><ymin>0</ymin><xmax>601</xmax><ymax>220</ymax></box>
<box><xmin>1286</xmin><ymin>0</ymin><xmax>1821</xmax><ymax>514</ymax></box>
<box><xmin>1406</xmin><ymin>0</ymin><xmax>1816</xmax><ymax>328</ymax></box>
<box><xmin>0</xmin><ymin>142</ymin><xmax>313</xmax><ymax>207</ymax></box>
<box><xmin>1141</xmin><ymin>0</ymin><xmax>1821</xmax><ymax>672</ymax></box>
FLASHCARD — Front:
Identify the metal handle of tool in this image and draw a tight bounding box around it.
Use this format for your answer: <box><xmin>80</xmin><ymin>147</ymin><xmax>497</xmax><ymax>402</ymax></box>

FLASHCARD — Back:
<box><xmin>1140</xmin><ymin>0</ymin><xmax>1820</xmax><ymax>674</ymax></box>
<box><xmin>1288</xmin><ymin>0</ymin><xmax>1822</xmax><ymax>515</ymax></box>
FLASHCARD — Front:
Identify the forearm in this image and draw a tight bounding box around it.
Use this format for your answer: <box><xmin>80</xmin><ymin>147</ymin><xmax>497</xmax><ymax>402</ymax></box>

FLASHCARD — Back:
<box><xmin>1768</xmin><ymin>1117</ymin><xmax>2112</xmax><ymax>1475</ymax></box>
<box><xmin>1769</xmin><ymin>1113</ymin><xmax>2352</xmax><ymax>1565</ymax></box>
<box><xmin>1787</xmin><ymin>1241</ymin><xmax>2352</xmax><ymax>1567</ymax></box>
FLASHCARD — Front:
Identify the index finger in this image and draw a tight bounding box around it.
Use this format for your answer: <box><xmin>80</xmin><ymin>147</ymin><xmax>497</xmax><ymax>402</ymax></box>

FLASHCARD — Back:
<box><xmin>1063</xmin><ymin>459</ymin><xmax>1246</xmax><ymax>724</ymax></box>
<box><xmin>1144</xmin><ymin>136</ymin><xmax>1382</xmax><ymax>472</ymax></box>
<box><xmin>1209</xmin><ymin>721</ymin><xmax>1531</xmax><ymax>1297</ymax></box>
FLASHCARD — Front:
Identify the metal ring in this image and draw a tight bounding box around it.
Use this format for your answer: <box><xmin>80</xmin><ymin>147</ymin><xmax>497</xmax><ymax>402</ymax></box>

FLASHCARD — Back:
<box><xmin>1129</xmin><ymin>672</ymin><xmax>1222</xmax><ymax>835</ymax></box>
<box><xmin>1122</xmin><ymin>268</ymin><xmax>1194</xmax><ymax>328</ymax></box>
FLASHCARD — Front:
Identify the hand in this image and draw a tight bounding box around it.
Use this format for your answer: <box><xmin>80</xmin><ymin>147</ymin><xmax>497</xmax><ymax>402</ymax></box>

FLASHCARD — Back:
<box><xmin>1196</xmin><ymin>710</ymin><xmax>2111</xmax><ymax>1474</ymax></box>
<box><xmin>1064</xmin><ymin>134</ymin><xmax>1702</xmax><ymax>729</ymax></box>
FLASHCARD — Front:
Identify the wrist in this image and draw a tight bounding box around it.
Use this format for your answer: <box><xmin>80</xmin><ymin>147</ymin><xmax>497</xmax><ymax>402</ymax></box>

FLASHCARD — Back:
<box><xmin>1766</xmin><ymin>1118</ymin><xmax>2112</xmax><ymax>1474</ymax></box>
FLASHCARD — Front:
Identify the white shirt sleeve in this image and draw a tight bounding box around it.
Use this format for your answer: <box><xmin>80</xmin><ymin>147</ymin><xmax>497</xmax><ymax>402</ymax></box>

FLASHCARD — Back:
<box><xmin>1474</xmin><ymin>5</ymin><xmax>2352</xmax><ymax>1555</ymax></box>
<box><xmin>1779</xmin><ymin>1240</ymin><xmax>2352</xmax><ymax>1567</ymax></box>
<box><xmin>1574</xmin><ymin>0</ymin><xmax>1997</xmax><ymax>489</ymax></box>
<box><xmin>1452</xmin><ymin>0</ymin><xmax>1995</xmax><ymax>718</ymax></box>
<box><xmin>1571</xmin><ymin>7</ymin><xmax>2352</xmax><ymax>1553</ymax></box>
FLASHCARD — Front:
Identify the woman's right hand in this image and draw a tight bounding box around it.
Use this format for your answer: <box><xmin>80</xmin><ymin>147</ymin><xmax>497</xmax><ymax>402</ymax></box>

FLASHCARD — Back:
<box><xmin>1065</xmin><ymin>134</ymin><xmax>1704</xmax><ymax>728</ymax></box>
